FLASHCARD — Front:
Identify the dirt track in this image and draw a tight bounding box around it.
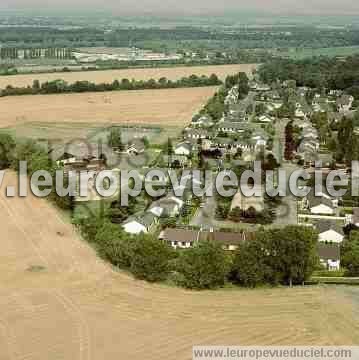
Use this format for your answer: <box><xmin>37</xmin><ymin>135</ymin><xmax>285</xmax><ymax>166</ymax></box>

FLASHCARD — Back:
<box><xmin>1</xmin><ymin>170</ymin><xmax>359</xmax><ymax>359</ymax></box>
<box><xmin>0</xmin><ymin>64</ymin><xmax>257</xmax><ymax>89</ymax></box>
<box><xmin>0</xmin><ymin>87</ymin><xmax>218</xmax><ymax>129</ymax></box>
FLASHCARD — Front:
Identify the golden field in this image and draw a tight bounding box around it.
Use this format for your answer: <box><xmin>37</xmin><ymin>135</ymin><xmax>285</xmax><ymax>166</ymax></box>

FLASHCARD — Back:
<box><xmin>0</xmin><ymin>87</ymin><xmax>218</xmax><ymax>129</ymax></box>
<box><xmin>0</xmin><ymin>64</ymin><xmax>257</xmax><ymax>89</ymax></box>
<box><xmin>0</xmin><ymin>171</ymin><xmax>359</xmax><ymax>360</ymax></box>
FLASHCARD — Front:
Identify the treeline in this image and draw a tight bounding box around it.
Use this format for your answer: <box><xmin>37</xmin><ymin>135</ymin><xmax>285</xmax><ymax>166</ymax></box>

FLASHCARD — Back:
<box><xmin>0</xmin><ymin>133</ymin><xmax>74</xmax><ymax>210</ymax></box>
<box><xmin>75</xmin><ymin>211</ymin><xmax>319</xmax><ymax>289</ymax></box>
<box><xmin>0</xmin><ymin>73</ymin><xmax>222</xmax><ymax>97</ymax></box>
<box><xmin>258</xmin><ymin>56</ymin><xmax>359</xmax><ymax>96</ymax></box>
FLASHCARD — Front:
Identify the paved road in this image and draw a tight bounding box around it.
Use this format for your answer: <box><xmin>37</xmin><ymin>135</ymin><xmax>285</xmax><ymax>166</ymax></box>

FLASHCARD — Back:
<box><xmin>272</xmin><ymin>118</ymin><xmax>289</xmax><ymax>165</ymax></box>
<box><xmin>190</xmin><ymin>174</ymin><xmax>217</xmax><ymax>230</ymax></box>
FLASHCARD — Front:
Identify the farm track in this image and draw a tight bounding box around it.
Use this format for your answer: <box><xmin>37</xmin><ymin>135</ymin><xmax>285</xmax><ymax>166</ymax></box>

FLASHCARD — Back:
<box><xmin>1</xmin><ymin>171</ymin><xmax>359</xmax><ymax>359</ymax></box>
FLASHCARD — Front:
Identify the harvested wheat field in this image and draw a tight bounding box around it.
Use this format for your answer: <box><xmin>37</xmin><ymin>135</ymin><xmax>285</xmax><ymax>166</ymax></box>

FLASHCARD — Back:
<box><xmin>0</xmin><ymin>64</ymin><xmax>257</xmax><ymax>89</ymax></box>
<box><xmin>0</xmin><ymin>170</ymin><xmax>359</xmax><ymax>360</ymax></box>
<box><xmin>0</xmin><ymin>87</ymin><xmax>217</xmax><ymax>128</ymax></box>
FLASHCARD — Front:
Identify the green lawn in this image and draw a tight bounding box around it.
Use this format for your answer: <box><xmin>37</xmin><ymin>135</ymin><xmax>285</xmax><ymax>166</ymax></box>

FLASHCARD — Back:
<box><xmin>272</xmin><ymin>46</ymin><xmax>359</xmax><ymax>59</ymax></box>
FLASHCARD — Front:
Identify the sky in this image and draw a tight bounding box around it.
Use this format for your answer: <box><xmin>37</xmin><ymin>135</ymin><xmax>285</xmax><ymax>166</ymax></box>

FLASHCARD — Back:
<box><xmin>2</xmin><ymin>0</ymin><xmax>359</xmax><ymax>16</ymax></box>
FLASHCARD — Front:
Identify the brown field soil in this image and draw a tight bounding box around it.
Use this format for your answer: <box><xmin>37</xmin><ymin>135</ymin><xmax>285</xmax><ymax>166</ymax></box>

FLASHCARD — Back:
<box><xmin>1</xmin><ymin>170</ymin><xmax>359</xmax><ymax>359</ymax></box>
<box><xmin>0</xmin><ymin>87</ymin><xmax>218</xmax><ymax>129</ymax></box>
<box><xmin>0</xmin><ymin>64</ymin><xmax>257</xmax><ymax>89</ymax></box>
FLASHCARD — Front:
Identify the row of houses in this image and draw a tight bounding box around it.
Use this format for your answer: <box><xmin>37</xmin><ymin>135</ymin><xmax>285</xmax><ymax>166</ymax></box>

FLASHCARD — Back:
<box><xmin>159</xmin><ymin>227</ymin><xmax>341</xmax><ymax>271</ymax></box>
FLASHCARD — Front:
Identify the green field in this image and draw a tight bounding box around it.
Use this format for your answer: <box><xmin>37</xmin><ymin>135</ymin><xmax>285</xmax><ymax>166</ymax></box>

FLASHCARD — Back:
<box><xmin>272</xmin><ymin>46</ymin><xmax>359</xmax><ymax>59</ymax></box>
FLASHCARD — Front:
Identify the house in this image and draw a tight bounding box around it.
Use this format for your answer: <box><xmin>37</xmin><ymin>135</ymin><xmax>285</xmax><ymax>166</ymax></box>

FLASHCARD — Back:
<box><xmin>159</xmin><ymin>228</ymin><xmax>253</xmax><ymax>251</ymax></box>
<box><xmin>184</xmin><ymin>128</ymin><xmax>210</xmax><ymax>140</ymax></box>
<box><xmin>126</xmin><ymin>139</ymin><xmax>145</xmax><ymax>155</ymax></box>
<box><xmin>207</xmin><ymin>231</ymin><xmax>249</xmax><ymax>251</ymax></box>
<box><xmin>159</xmin><ymin>228</ymin><xmax>199</xmax><ymax>249</ymax></box>
<box><xmin>123</xmin><ymin>213</ymin><xmax>158</xmax><ymax>235</ymax></box>
<box><xmin>337</xmin><ymin>95</ymin><xmax>354</xmax><ymax>113</ymax></box>
<box><xmin>302</xmin><ymin>192</ymin><xmax>338</xmax><ymax>215</ymax></box>
<box><xmin>192</xmin><ymin>115</ymin><xmax>214</xmax><ymax>128</ymax></box>
<box><xmin>174</xmin><ymin>142</ymin><xmax>193</xmax><ymax>157</ymax></box>
<box><xmin>250</xmin><ymin>82</ymin><xmax>271</xmax><ymax>92</ymax></box>
<box><xmin>258</xmin><ymin>115</ymin><xmax>273</xmax><ymax>123</ymax></box>
<box><xmin>216</xmin><ymin>121</ymin><xmax>247</xmax><ymax>134</ymax></box>
<box><xmin>315</xmin><ymin>220</ymin><xmax>344</xmax><ymax>244</ymax></box>
<box><xmin>148</xmin><ymin>196</ymin><xmax>184</xmax><ymax>218</ymax></box>
<box><xmin>317</xmin><ymin>243</ymin><xmax>341</xmax><ymax>271</ymax></box>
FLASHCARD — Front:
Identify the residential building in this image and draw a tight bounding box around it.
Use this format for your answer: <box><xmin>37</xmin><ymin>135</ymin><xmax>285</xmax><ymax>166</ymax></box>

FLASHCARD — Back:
<box><xmin>174</xmin><ymin>142</ymin><xmax>193</xmax><ymax>157</ymax></box>
<box><xmin>315</xmin><ymin>220</ymin><xmax>344</xmax><ymax>244</ymax></box>
<box><xmin>123</xmin><ymin>213</ymin><xmax>158</xmax><ymax>235</ymax></box>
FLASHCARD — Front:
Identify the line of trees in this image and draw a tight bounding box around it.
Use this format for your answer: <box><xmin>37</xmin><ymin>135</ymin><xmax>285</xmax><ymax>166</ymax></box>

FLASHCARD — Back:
<box><xmin>0</xmin><ymin>133</ymin><xmax>74</xmax><ymax>210</ymax></box>
<box><xmin>75</xmin><ymin>207</ymin><xmax>319</xmax><ymax>290</ymax></box>
<box><xmin>258</xmin><ymin>56</ymin><xmax>359</xmax><ymax>97</ymax></box>
<box><xmin>198</xmin><ymin>72</ymin><xmax>249</xmax><ymax>121</ymax></box>
<box><xmin>0</xmin><ymin>73</ymin><xmax>222</xmax><ymax>97</ymax></box>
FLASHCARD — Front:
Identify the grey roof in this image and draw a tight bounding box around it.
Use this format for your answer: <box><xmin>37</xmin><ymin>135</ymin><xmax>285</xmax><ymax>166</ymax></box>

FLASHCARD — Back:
<box><xmin>315</xmin><ymin>220</ymin><xmax>344</xmax><ymax>235</ymax></box>
<box><xmin>307</xmin><ymin>191</ymin><xmax>334</xmax><ymax>209</ymax></box>
<box><xmin>160</xmin><ymin>228</ymin><xmax>199</xmax><ymax>243</ymax></box>
<box><xmin>185</xmin><ymin>128</ymin><xmax>210</xmax><ymax>137</ymax></box>
<box><xmin>128</xmin><ymin>139</ymin><xmax>145</xmax><ymax>151</ymax></box>
<box><xmin>212</xmin><ymin>137</ymin><xmax>233</xmax><ymax>146</ymax></box>
<box><xmin>175</xmin><ymin>142</ymin><xmax>193</xmax><ymax>151</ymax></box>
<box><xmin>160</xmin><ymin>229</ymin><xmax>254</xmax><ymax>246</ymax></box>
<box><xmin>317</xmin><ymin>243</ymin><xmax>340</xmax><ymax>261</ymax></box>
<box><xmin>216</xmin><ymin>122</ymin><xmax>248</xmax><ymax>130</ymax></box>
<box><xmin>138</xmin><ymin>213</ymin><xmax>157</xmax><ymax>227</ymax></box>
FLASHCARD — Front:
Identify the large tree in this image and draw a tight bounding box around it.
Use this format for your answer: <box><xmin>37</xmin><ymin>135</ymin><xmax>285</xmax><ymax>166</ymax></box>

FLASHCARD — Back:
<box><xmin>176</xmin><ymin>241</ymin><xmax>230</xmax><ymax>289</ymax></box>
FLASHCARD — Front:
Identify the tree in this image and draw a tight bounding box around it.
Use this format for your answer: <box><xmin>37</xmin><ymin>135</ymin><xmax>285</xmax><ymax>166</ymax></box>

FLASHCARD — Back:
<box><xmin>0</xmin><ymin>133</ymin><xmax>15</xmax><ymax>169</ymax></box>
<box><xmin>341</xmin><ymin>231</ymin><xmax>359</xmax><ymax>277</ymax></box>
<box><xmin>107</xmin><ymin>127</ymin><xmax>123</xmax><ymax>150</ymax></box>
<box><xmin>264</xmin><ymin>226</ymin><xmax>318</xmax><ymax>286</ymax></box>
<box><xmin>130</xmin><ymin>235</ymin><xmax>173</xmax><ymax>282</ymax></box>
<box><xmin>176</xmin><ymin>241</ymin><xmax>230</xmax><ymax>289</ymax></box>
<box><xmin>95</xmin><ymin>222</ymin><xmax>134</xmax><ymax>268</ymax></box>
<box><xmin>232</xmin><ymin>240</ymin><xmax>269</xmax><ymax>287</ymax></box>
<box><xmin>229</xmin><ymin>207</ymin><xmax>242</xmax><ymax>223</ymax></box>
<box><xmin>232</xmin><ymin>226</ymin><xmax>318</xmax><ymax>287</ymax></box>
